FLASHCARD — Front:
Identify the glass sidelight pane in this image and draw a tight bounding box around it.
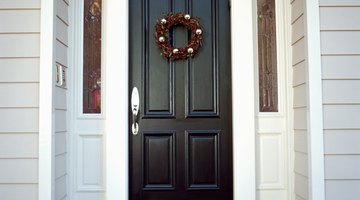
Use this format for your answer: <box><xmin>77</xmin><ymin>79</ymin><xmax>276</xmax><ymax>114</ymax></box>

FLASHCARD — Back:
<box><xmin>257</xmin><ymin>0</ymin><xmax>278</xmax><ymax>112</ymax></box>
<box><xmin>83</xmin><ymin>0</ymin><xmax>102</xmax><ymax>113</ymax></box>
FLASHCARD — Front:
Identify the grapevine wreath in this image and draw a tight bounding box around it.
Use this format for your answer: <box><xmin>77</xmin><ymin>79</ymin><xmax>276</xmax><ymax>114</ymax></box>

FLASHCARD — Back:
<box><xmin>154</xmin><ymin>12</ymin><xmax>203</xmax><ymax>61</ymax></box>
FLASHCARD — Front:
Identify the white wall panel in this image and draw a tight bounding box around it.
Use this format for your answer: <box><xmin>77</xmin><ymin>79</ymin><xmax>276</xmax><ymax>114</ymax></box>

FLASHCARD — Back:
<box><xmin>55</xmin><ymin>87</ymin><xmax>67</xmax><ymax>110</ymax></box>
<box><xmin>0</xmin><ymin>108</ymin><xmax>38</xmax><ymax>132</ymax></box>
<box><xmin>0</xmin><ymin>133</ymin><xmax>38</xmax><ymax>158</ymax></box>
<box><xmin>321</xmin><ymin>32</ymin><xmax>360</xmax><ymax>55</ymax></box>
<box><xmin>322</xmin><ymin>56</ymin><xmax>360</xmax><ymax>79</ymax></box>
<box><xmin>292</xmin><ymin>38</ymin><xmax>305</xmax><ymax>65</ymax></box>
<box><xmin>294</xmin><ymin>131</ymin><xmax>307</xmax><ymax>153</ymax></box>
<box><xmin>56</xmin><ymin>132</ymin><xmax>67</xmax><ymax>155</ymax></box>
<box><xmin>320</xmin><ymin>7</ymin><xmax>360</xmax><ymax>30</ymax></box>
<box><xmin>291</xmin><ymin>0</ymin><xmax>304</xmax><ymax>23</ymax></box>
<box><xmin>0</xmin><ymin>83</ymin><xmax>39</xmax><ymax>107</ymax></box>
<box><xmin>55</xmin><ymin>153</ymin><xmax>67</xmax><ymax>179</ymax></box>
<box><xmin>292</xmin><ymin>15</ymin><xmax>304</xmax><ymax>44</ymax></box>
<box><xmin>55</xmin><ymin>175</ymin><xmax>67</xmax><ymax>200</ymax></box>
<box><xmin>0</xmin><ymin>0</ymin><xmax>40</xmax><ymax>9</ymax></box>
<box><xmin>323</xmin><ymin>80</ymin><xmax>360</xmax><ymax>103</ymax></box>
<box><xmin>0</xmin><ymin>10</ymin><xmax>40</xmax><ymax>33</ymax></box>
<box><xmin>294</xmin><ymin>152</ymin><xmax>308</xmax><ymax>177</ymax></box>
<box><xmin>0</xmin><ymin>159</ymin><xmax>38</xmax><ymax>183</ymax></box>
<box><xmin>324</xmin><ymin>131</ymin><xmax>360</xmax><ymax>154</ymax></box>
<box><xmin>323</xmin><ymin>105</ymin><xmax>360</xmax><ymax>129</ymax></box>
<box><xmin>56</xmin><ymin>0</ymin><xmax>69</xmax><ymax>24</ymax></box>
<box><xmin>325</xmin><ymin>180</ymin><xmax>360</xmax><ymax>200</ymax></box>
<box><xmin>294</xmin><ymin>173</ymin><xmax>308</xmax><ymax>199</ymax></box>
<box><xmin>56</xmin><ymin>17</ymin><xmax>68</xmax><ymax>46</ymax></box>
<box><xmin>56</xmin><ymin>40</ymin><xmax>68</xmax><ymax>67</ymax></box>
<box><xmin>293</xmin><ymin>107</ymin><xmax>307</xmax><ymax>130</ymax></box>
<box><xmin>320</xmin><ymin>0</ymin><xmax>360</xmax><ymax>6</ymax></box>
<box><xmin>325</xmin><ymin>155</ymin><xmax>360</xmax><ymax>179</ymax></box>
<box><xmin>0</xmin><ymin>58</ymin><xmax>40</xmax><ymax>83</ymax></box>
<box><xmin>55</xmin><ymin>109</ymin><xmax>67</xmax><ymax>132</ymax></box>
<box><xmin>293</xmin><ymin>61</ymin><xmax>306</xmax><ymax>86</ymax></box>
<box><xmin>293</xmin><ymin>84</ymin><xmax>307</xmax><ymax>108</ymax></box>
<box><xmin>0</xmin><ymin>184</ymin><xmax>38</xmax><ymax>200</ymax></box>
<box><xmin>0</xmin><ymin>34</ymin><xmax>40</xmax><ymax>58</ymax></box>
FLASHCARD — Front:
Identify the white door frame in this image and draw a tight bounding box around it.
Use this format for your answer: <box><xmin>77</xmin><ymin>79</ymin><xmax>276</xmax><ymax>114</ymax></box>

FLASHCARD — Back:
<box><xmin>104</xmin><ymin>0</ymin><xmax>256</xmax><ymax>199</ymax></box>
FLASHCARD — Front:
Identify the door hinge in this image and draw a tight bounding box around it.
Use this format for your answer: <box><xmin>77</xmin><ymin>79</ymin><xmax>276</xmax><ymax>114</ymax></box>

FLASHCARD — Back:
<box><xmin>228</xmin><ymin>0</ymin><xmax>231</xmax><ymax>10</ymax></box>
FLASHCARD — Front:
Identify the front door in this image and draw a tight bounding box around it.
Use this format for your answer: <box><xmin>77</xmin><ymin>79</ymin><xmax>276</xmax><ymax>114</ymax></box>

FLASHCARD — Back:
<box><xmin>129</xmin><ymin>0</ymin><xmax>232</xmax><ymax>199</ymax></box>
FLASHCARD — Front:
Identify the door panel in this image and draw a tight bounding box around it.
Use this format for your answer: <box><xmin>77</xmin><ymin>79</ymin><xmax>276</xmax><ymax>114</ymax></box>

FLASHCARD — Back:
<box><xmin>130</xmin><ymin>0</ymin><xmax>232</xmax><ymax>199</ymax></box>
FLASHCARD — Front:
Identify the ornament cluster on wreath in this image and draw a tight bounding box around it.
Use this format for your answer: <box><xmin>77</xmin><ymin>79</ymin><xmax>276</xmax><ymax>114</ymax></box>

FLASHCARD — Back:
<box><xmin>154</xmin><ymin>12</ymin><xmax>203</xmax><ymax>61</ymax></box>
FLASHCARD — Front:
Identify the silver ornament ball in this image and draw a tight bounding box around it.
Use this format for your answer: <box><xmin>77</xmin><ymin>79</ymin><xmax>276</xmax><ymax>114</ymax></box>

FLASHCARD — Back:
<box><xmin>196</xmin><ymin>29</ymin><xmax>202</xmax><ymax>35</ymax></box>
<box><xmin>187</xmin><ymin>48</ymin><xmax>194</xmax><ymax>54</ymax></box>
<box><xmin>159</xmin><ymin>36</ymin><xmax>165</xmax><ymax>42</ymax></box>
<box><xmin>184</xmin><ymin>14</ymin><xmax>191</xmax><ymax>20</ymax></box>
<box><xmin>161</xmin><ymin>19</ymin><xmax>167</xmax><ymax>24</ymax></box>
<box><xmin>173</xmin><ymin>48</ymin><xmax>179</xmax><ymax>54</ymax></box>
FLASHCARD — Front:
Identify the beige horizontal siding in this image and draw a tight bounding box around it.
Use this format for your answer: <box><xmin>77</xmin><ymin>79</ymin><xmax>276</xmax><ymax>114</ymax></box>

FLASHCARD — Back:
<box><xmin>324</xmin><ymin>130</ymin><xmax>360</xmax><ymax>154</ymax></box>
<box><xmin>0</xmin><ymin>58</ymin><xmax>40</xmax><ymax>82</ymax></box>
<box><xmin>0</xmin><ymin>10</ymin><xmax>40</xmax><ymax>33</ymax></box>
<box><xmin>320</xmin><ymin>0</ymin><xmax>360</xmax><ymax>6</ymax></box>
<box><xmin>320</xmin><ymin>1</ymin><xmax>360</xmax><ymax>200</ymax></box>
<box><xmin>323</xmin><ymin>105</ymin><xmax>360</xmax><ymax>129</ymax></box>
<box><xmin>326</xmin><ymin>180</ymin><xmax>360</xmax><ymax>200</ymax></box>
<box><xmin>320</xmin><ymin>7</ymin><xmax>360</xmax><ymax>30</ymax></box>
<box><xmin>322</xmin><ymin>56</ymin><xmax>360</xmax><ymax>79</ymax></box>
<box><xmin>0</xmin><ymin>133</ymin><xmax>38</xmax><ymax>158</ymax></box>
<box><xmin>55</xmin><ymin>0</ymin><xmax>69</xmax><ymax>199</ymax></box>
<box><xmin>0</xmin><ymin>0</ymin><xmax>40</xmax><ymax>9</ymax></box>
<box><xmin>291</xmin><ymin>0</ymin><xmax>309</xmax><ymax>199</ymax></box>
<box><xmin>0</xmin><ymin>34</ymin><xmax>40</xmax><ymax>58</ymax></box>
<box><xmin>0</xmin><ymin>1</ymin><xmax>40</xmax><ymax>199</ymax></box>
<box><xmin>0</xmin><ymin>83</ymin><xmax>39</xmax><ymax>107</ymax></box>
<box><xmin>0</xmin><ymin>184</ymin><xmax>38</xmax><ymax>200</ymax></box>
<box><xmin>0</xmin><ymin>159</ymin><xmax>38</xmax><ymax>183</ymax></box>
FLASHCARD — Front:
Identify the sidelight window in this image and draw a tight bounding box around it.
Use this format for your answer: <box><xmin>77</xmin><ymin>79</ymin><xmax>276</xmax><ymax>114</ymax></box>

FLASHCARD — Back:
<box><xmin>83</xmin><ymin>0</ymin><xmax>102</xmax><ymax>113</ymax></box>
<box><xmin>257</xmin><ymin>0</ymin><xmax>278</xmax><ymax>112</ymax></box>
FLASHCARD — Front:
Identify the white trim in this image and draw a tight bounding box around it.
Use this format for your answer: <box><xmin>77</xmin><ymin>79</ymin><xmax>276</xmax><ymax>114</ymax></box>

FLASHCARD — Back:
<box><xmin>104</xmin><ymin>0</ymin><xmax>129</xmax><ymax>199</ymax></box>
<box><xmin>231</xmin><ymin>0</ymin><xmax>256</xmax><ymax>199</ymax></box>
<box><xmin>39</xmin><ymin>0</ymin><xmax>56</xmax><ymax>199</ymax></box>
<box><xmin>304</xmin><ymin>0</ymin><xmax>326</xmax><ymax>200</ymax></box>
<box><xmin>283</xmin><ymin>1</ymin><xmax>295</xmax><ymax>200</ymax></box>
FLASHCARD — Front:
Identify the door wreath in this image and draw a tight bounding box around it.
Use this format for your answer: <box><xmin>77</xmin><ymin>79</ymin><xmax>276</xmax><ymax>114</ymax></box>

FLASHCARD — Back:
<box><xmin>154</xmin><ymin>12</ymin><xmax>203</xmax><ymax>61</ymax></box>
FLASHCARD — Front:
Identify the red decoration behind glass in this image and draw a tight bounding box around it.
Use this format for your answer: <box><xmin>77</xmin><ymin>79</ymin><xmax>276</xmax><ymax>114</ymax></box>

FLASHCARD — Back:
<box><xmin>83</xmin><ymin>0</ymin><xmax>102</xmax><ymax>113</ymax></box>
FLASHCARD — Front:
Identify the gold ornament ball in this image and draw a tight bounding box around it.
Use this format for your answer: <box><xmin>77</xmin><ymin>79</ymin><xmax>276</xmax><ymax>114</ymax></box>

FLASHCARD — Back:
<box><xmin>184</xmin><ymin>14</ymin><xmax>191</xmax><ymax>20</ymax></box>
<box><xmin>161</xmin><ymin>19</ymin><xmax>167</xmax><ymax>24</ymax></box>
<box><xmin>173</xmin><ymin>48</ymin><xmax>179</xmax><ymax>54</ymax></box>
<box><xmin>196</xmin><ymin>29</ymin><xmax>202</xmax><ymax>35</ymax></box>
<box><xmin>159</xmin><ymin>36</ymin><xmax>165</xmax><ymax>42</ymax></box>
<box><xmin>187</xmin><ymin>48</ymin><xmax>194</xmax><ymax>54</ymax></box>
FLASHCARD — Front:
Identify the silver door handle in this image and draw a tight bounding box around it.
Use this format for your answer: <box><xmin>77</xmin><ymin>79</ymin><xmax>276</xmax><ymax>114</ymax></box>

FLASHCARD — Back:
<box><xmin>131</xmin><ymin>87</ymin><xmax>140</xmax><ymax>135</ymax></box>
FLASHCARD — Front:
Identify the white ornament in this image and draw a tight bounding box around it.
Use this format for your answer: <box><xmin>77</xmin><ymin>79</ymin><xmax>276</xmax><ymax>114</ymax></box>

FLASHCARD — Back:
<box><xmin>196</xmin><ymin>29</ymin><xmax>202</xmax><ymax>35</ymax></box>
<box><xmin>173</xmin><ymin>48</ymin><xmax>179</xmax><ymax>54</ymax></box>
<box><xmin>161</xmin><ymin>19</ymin><xmax>167</xmax><ymax>24</ymax></box>
<box><xmin>187</xmin><ymin>48</ymin><xmax>194</xmax><ymax>54</ymax></box>
<box><xmin>159</xmin><ymin>36</ymin><xmax>165</xmax><ymax>42</ymax></box>
<box><xmin>184</xmin><ymin>14</ymin><xmax>191</xmax><ymax>20</ymax></box>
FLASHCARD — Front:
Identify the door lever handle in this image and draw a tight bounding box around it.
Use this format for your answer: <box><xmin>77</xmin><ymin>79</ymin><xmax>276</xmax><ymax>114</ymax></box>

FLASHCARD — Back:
<box><xmin>131</xmin><ymin>87</ymin><xmax>140</xmax><ymax>135</ymax></box>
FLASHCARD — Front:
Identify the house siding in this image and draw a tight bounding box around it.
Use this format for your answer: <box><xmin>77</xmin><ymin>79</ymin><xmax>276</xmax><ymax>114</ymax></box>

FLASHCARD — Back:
<box><xmin>55</xmin><ymin>0</ymin><xmax>69</xmax><ymax>200</ymax></box>
<box><xmin>0</xmin><ymin>0</ymin><xmax>40</xmax><ymax>200</ymax></box>
<box><xmin>291</xmin><ymin>0</ymin><xmax>309</xmax><ymax>199</ymax></box>
<box><xmin>320</xmin><ymin>0</ymin><xmax>360</xmax><ymax>199</ymax></box>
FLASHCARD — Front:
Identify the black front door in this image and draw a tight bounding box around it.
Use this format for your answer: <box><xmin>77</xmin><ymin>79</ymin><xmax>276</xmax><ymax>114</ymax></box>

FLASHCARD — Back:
<box><xmin>129</xmin><ymin>0</ymin><xmax>232</xmax><ymax>199</ymax></box>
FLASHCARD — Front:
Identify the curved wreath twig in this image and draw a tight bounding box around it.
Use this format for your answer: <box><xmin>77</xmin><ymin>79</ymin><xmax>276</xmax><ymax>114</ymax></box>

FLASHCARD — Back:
<box><xmin>154</xmin><ymin>12</ymin><xmax>203</xmax><ymax>61</ymax></box>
